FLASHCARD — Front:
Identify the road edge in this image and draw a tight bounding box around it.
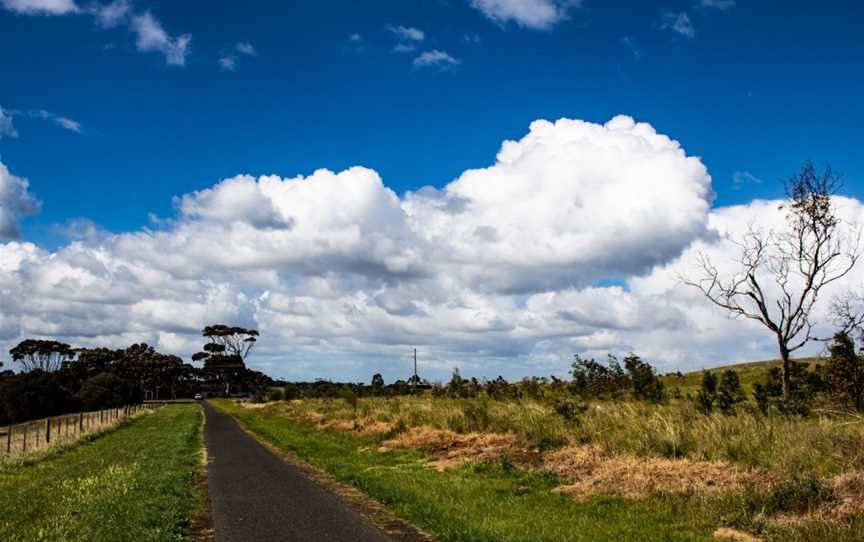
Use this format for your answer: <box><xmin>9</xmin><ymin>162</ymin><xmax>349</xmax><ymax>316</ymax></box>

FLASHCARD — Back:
<box><xmin>208</xmin><ymin>400</ymin><xmax>434</xmax><ymax>542</ymax></box>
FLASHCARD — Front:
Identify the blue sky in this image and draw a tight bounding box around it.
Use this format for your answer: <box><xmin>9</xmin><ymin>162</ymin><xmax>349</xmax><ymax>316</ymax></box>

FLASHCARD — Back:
<box><xmin>2</xmin><ymin>0</ymin><xmax>864</xmax><ymax>381</ymax></box>
<box><xmin>2</xmin><ymin>0</ymin><xmax>862</xmax><ymax>246</ymax></box>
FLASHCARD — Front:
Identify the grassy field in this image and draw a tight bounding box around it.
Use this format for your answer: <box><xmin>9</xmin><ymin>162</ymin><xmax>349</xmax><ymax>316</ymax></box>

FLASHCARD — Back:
<box><xmin>660</xmin><ymin>357</ymin><xmax>825</xmax><ymax>397</ymax></box>
<box><xmin>0</xmin><ymin>404</ymin><xmax>205</xmax><ymax>542</ymax></box>
<box><xmin>214</xmin><ymin>355</ymin><xmax>864</xmax><ymax>542</ymax></box>
<box><xmin>213</xmin><ymin>398</ymin><xmax>720</xmax><ymax>542</ymax></box>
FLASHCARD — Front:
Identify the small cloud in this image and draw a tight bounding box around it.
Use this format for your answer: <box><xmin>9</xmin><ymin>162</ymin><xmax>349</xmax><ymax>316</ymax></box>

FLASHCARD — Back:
<box><xmin>698</xmin><ymin>0</ymin><xmax>735</xmax><ymax>11</ymax></box>
<box><xmin>412</xmin><ymin>50</ymin><xmax>461</xmax><ymax>70</ymax></box>
<box><xmin>218</xmin><ymin>42</ymin><xmax>256</xmax><ymax>71</ymax></box>
<box><xmin>218</xmin><ymin>55</ymin><xmax>237</xmax><ymax>71</ymax></box>
<box><xmin>235</xmin><ymin>41</ymin><xmax>256</xmax><ymax>56</ymax></box>
<box><xmin>660</xmin><ymin>12</ymin><xmax>695</xmax><ymax>38</ymax></box>
<box><xmin>388</xmin><ymin>24</ymin><xmax>425</xmax><ymax>42</ymax></box>
<box><xmin>131</xmin><ymin>12</ymin><xmax>192</xmax><ymax>66</ymax></box>
<box><xmin>54</xmin><ymin>116</ymin><xmax>82</xmax><ymax>132</ymax></box>
<box><xmin>0</xmin><ymin>106</ymin><xmax>18</xmax><ymax>139</ymax></box>
<box><xmin>732</xmin><ymin>171</ymin><xmax>762</xmax><ymax>189</ymax></box>
<box><xmin>346</xmin><ymin>32</ymin><xmax>367</xmax><ymax>53</ymax></box>
<box><xmin>1</xmin><ymin>0</ymin><xmax>78</xmax><ymax>15</ymax></box>
<box><xmin>463</xmin><ymin>33</ymin><xmax>481</xmax><ymax>44</ymax></box>
<box><xmin>392</xmin><ymin>43</ymin><xmax>417</xmax><ymax>54</ymax></box>
<box><xmin>619</xmin><ymin>36</ymin><xmax>641</xmax><ymax>59</ymax></box>
<box><xmin>468</xmin><ymin>0</ymin><xmax>582</xmax><ymax>30</ymax></box>
<box><xmin>4</xmin><ymin>108</ymin><xmax>83</xmax><ymax>135</ymax></box>
<box><xmin>92</xmin><ymin>0</ymin><xmax>130</xmax><ymax>27</ymax></box>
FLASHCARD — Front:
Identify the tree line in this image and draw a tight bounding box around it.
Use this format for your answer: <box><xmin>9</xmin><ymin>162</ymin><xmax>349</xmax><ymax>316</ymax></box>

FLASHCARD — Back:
<box><xmin>0</xmin><ymin>325</ymin><xmax>273</xmax><ymax>425</ymax></box>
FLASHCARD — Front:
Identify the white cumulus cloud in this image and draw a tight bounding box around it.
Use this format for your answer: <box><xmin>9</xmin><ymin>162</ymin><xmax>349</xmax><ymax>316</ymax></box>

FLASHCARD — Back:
<box><xmin>0</xmin><ymin>160</ymin><xmax>41</xmax><ymax>240</ymax></box>
<box><xmin>131</xmin><ymin>12</ymin><xmax>191</xmax><ymax>66</ymax></box>
<box><xmin>3</xmin><ymin>116</ymin><xmax>861</xmax><ymax>382</ymax></box>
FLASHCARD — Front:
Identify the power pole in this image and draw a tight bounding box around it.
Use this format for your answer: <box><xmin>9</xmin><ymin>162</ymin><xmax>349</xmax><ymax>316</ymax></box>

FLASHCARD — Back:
<box><xmin>413</xmin><ymin>348</ymin><xmax>418</xmax><ymax>381</ymax></box>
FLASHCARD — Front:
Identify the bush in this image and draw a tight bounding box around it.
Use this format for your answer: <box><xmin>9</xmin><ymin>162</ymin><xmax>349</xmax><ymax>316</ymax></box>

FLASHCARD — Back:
<box><xmin>569</xmin><ymin>354</ymin><xmax>628</xmax><ymax>399</ymax></box>
<box><xmin>825</xmin><ymin>331</ymin><xmax>864</xmax><ymax>412</ymax></box>
<box><xmin>462</xmin><ymin>399</ymin><xmax>493</xmax><ymax>432</ymax></box>
<box><xmin>696</xmin><ymin>370</ymin><xmax>718</xmax><ymax>414</ymax></box>
<box><xmin>624</xmin><ymin>354</ymin><xmax>665</xmax><ymax>403</ymax></box>
<box><xmin>768</xmin><ymin>473</ymin><xmax>837</xmax><ymax>514</ymax></box>
<box><xmin>716</xmin><ymin>370</ymin><xmax>745</xmax><ymax>415</ymax></box>
<box><xmin>486</xmin><ymin>376</ymin><xmax>519</xmax><ymax>400</ymax></box>
<box><xmin>552</xmin><ymin>398</ymin><xmax>588</xmax><ymax>423</ymax></box>
<box><xmin>752</xmin><ymin>383</ymin><xmax>770</xmax><ymax>415</ymax></box>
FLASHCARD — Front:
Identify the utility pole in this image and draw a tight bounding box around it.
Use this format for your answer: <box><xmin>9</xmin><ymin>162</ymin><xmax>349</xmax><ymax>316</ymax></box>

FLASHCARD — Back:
<box><xmin>413</xmin><ymin>348</ymin><xmax>418</xmax><ymax>382</ymax></box>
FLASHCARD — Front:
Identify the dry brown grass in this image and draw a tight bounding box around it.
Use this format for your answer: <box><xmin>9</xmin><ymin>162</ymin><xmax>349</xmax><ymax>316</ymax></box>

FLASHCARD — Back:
<box><xmin>713</xmin><ymin>527</ymin><xmax>763</xmax><ymax>542</ymax></box>
<box><xmin>381</xmin><ymin>427</ymin><xmax>517</xmax><ymax>471</ymax></box>
<box><xmin>544</xmin><ymin>445</ymin><xmax>765</xmax><ymax>500</ymax></box>
<box><xmin>830</xmin><ymin>471</ymin><xmax>864</xmax><ymax>520</ymax></box>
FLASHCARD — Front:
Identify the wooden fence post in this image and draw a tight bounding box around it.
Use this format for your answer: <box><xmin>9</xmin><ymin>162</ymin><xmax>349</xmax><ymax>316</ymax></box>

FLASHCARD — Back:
<box><xmin>46</xmin><ymin>418</ymin><xmax>51</xmax><ymax>444</ymax></box>
<box><xmin>79</xmin><ymin>412</ymin><xmax>83</xmax><ymax>435</ymax></box>
<box><xmin>5</xmin><ymin>426</ymin><xmax>10</xmax><ymax>454</ymax></box>
<box><xmin>22</xmin><ymin>427</ymin><xmax>27</xmax><ymax>452</ymax></box>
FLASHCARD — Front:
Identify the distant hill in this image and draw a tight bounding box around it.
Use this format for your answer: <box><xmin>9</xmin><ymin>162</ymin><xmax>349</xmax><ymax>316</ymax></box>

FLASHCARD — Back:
<box><xmin>661</xmin><ymin>357</ymin><xmax>826</xmax><ymax>396</ymax></box>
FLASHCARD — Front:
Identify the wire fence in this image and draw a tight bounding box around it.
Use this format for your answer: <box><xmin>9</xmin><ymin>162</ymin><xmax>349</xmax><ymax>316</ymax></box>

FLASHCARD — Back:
<box><xmin>0</xmin><ymin>403</ymin><xmax>164</xmax><ymax>458</ymax></box>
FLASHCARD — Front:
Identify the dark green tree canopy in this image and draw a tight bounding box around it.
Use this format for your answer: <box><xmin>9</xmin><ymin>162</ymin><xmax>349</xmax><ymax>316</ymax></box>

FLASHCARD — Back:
<box><xmin>10</xmin><ymin>339</ymin><xmax>75</xmax><ymax>372</ymax></box>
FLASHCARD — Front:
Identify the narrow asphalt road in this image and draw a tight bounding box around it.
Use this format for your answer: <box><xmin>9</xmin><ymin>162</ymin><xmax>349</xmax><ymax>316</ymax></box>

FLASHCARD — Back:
<box><xmin>203</xmin><ymin>401</ymin><xmax>394</xmax><ymax>542</ymax></box>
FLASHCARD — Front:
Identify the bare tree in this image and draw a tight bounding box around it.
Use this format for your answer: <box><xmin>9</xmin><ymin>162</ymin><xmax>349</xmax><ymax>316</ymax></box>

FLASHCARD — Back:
<box><xmin>685</xmin><ymin>161</ymin><xmax>860</xmax><ymax>400</ymax></box>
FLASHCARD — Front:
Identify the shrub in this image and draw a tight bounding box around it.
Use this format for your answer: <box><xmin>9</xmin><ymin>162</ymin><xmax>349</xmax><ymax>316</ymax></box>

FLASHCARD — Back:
<box><xmin>716</xmin><ymin>370</ymin><xmax>745</xmax><ymax>414</ymax></box>
<box><xmin>752</xmin><ymin>382</ymin><xmax>770</xmax><ymax>415</ymax></box>
<box><xmin>267</xmin><ymin>388</ymin><xmax>285</xmax><ymax>402</ymax></box>
<box><xmin>462</xmin><ymin>399</ymin><xmax>492</xmax><ymax>432</ymax></box>
<box><xmin>486</xmin><ymin>376</ymin><xmax>519</xmax><ymax>400</ymax></box>
<box><xmin>768</xmin><ymin>473</ymin><xmax>837</xmax><ymax>514</ymax></box>
<box><xmin>696</xmin><ymin>370</ymin><xmax>718</xmax><ymax>414</ymax></box>
<box><xmin>825</xmin><ymin>331</ymin><xmax>864</xmax><ymax>412</ymax></box>
<box><xmin>552</xmin><ymin>398</ymin><xmax>588</xmax><ymax>423</ymax></box>
<box><xmin>624</xmin><ymin>354</ymin><xmax>665</xmax><ymax>403</ymax></box>
<box><xmin>569</xmin><ymin>354</ymin><xmax>628</xmax><ymax>399</ymax></box>
<box><xmin>339</xmin><ymin>388</ymin><xmax>358</xmax><ymax>412</ymax></box>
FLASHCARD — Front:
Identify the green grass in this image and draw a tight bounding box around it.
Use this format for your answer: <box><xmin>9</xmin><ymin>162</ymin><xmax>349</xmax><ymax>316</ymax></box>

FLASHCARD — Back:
<box><xmin>270</xmin><ymin>393</ymin><xmax>864</xmax><ymax>477</ymax></box>
<box><xmin>661</xmin><ymin>357</ymin><xmax>825</xmax><ymax>397</ymax></box>
<box><xmin>0</xmin><ymin>404</ymin><xmax>205</xmax><ymax>542</ymax></box>
<box><xmin>214</xmin><ymin>399</ymin><xmax>721</xmax><ymax>542</ymax></box>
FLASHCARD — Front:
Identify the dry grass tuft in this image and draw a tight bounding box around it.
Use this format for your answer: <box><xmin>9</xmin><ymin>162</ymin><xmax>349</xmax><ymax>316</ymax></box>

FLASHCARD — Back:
<box><xmin>545</xmin><ymin>446</ymin><xmax>762</xmax><ymax>500</ymax></box>
<box><xmin>712</xmin><ymin>527</ymin><xmax>763</xmax><ymax>542</ymax></box>
<box><xmin>831</xmin><ymin>471</ymin><xmax>864</xmax><ymax>520</ymax></box>
<box><xmin>382</xmin><ymin>427</ymin><xmax>517</xmax><ymax>470</ymax></box>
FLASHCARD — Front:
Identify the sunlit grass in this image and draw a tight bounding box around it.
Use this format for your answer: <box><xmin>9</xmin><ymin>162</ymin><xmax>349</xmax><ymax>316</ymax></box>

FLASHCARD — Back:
<box><xmin>0</xmin><ymin>404</ymin><xmax>204</xmax><ymax>542</ymax></box>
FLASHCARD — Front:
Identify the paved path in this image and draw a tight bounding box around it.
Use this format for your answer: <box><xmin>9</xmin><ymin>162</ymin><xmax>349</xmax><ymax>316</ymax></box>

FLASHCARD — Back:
<box><xmin>203</xmin><ymin>402</ymin><xmax>394</xmax><ymax>542</ymax></box>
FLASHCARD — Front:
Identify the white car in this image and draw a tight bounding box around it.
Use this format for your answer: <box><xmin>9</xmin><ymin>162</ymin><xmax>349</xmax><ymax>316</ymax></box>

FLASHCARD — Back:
<box><xmin>194</xmin><ymin>393</ymin><xmax>203</xmax><ymax>400</ymax></box>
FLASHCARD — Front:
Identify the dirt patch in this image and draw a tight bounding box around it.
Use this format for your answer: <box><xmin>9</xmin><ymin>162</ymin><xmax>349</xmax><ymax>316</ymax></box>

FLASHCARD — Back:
<box><xmin>713</xmin><ymin>527</ymin><xmax>762</xmax><ymax>542</ymax></box>
<box><xmin>381</xmin><ymin>427</ymin><xmax>517</xmax><ymax>471</ymax></box>
<box><xmin>544</xmin><ymin>446</ymin><xmax>762</xmax><ymax>500</ymax></box>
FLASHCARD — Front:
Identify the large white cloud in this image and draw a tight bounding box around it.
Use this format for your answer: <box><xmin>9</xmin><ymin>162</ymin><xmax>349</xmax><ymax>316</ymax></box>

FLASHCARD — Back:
<box><xmin>2</xmin><ymin>115</ymin><xmax>861</xmax><ymax>382</ymax></box>
<box><xmin>0</xmin><ymin>161</ymin><xmax>41</xmax><ymax>240</ymax></box>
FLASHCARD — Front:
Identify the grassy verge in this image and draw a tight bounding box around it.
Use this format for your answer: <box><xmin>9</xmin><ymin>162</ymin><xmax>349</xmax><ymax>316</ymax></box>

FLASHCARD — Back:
<box><xmin>0</xmin><ymin>404</ymin><xmax>205</xmax><ymax>542</ymax></box>
<box><xmin>213</xmin><ymin>399</ymin><xmax>719</xmax><ymax>542</ymax></box>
